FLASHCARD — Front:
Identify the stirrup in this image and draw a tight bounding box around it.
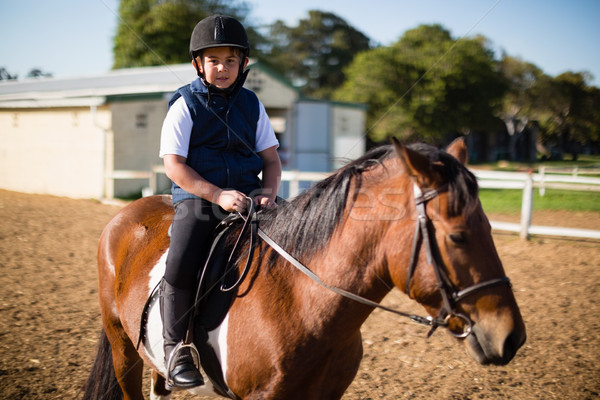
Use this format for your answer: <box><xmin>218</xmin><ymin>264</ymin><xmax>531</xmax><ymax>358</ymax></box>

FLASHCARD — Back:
<box><xmin>165</xmin><ymin>341</ymin><xmax>202</xmax><ymax>389</ymax></box>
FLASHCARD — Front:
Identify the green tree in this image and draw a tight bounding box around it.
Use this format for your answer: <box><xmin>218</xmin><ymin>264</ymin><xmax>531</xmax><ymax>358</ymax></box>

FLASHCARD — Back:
<box><xmin>113</xmin><ymin>0</ymin><xmax>254</xmax><ymax>69</ymax></box>
<box><xmin>0</xmin><ymin>67</ymin><xmax>18</xmax><ymax>80</ymax></box>
<box><xmin>497</xmin><ymin>55</ymin><xmax>547</xmax><ymax>159</ymax></box>
<box><xmin>334</xmin><ymin>24</ymin><xmax>505</xmax><ymax>143</ymax></box>
<box><xmin>499</xmin><ymin>55</ymin><xmax>545</xmax><ymax>117</ymax></box>
<box><xmin>264</xmin><ymin>10</ymin><xmax>372</xmax><ymax>99</ymax></box>
<box><xmin>536</xmin><ymin>71</ymin><xmax>600</xmax><ymax>158</ymax></box>
<box><xmin>26</xmin><ymin>68</ymin><xmax>53</xmax><ymax>78</ymax></box>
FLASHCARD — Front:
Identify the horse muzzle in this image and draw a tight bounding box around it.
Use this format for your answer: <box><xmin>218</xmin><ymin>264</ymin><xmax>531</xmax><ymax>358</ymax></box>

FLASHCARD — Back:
<box><xmin>464</xmin><ymin>318</ymin><xmax>526</xmax><ymax>365</ymax></box>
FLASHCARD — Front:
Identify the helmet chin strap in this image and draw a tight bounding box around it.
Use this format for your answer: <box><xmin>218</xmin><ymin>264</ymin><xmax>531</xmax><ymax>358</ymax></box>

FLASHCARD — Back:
<box><xmin>193</xmin><ymin>57</ymin><xmax>202</xmax><ymax>77</ymax></box>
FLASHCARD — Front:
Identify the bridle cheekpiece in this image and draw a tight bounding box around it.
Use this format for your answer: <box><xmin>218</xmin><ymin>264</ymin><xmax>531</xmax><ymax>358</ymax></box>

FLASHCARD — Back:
<box><xmin>405</xmin><ymin>183</ymin><xmax>512</xmax><ymax>338</ymax></box>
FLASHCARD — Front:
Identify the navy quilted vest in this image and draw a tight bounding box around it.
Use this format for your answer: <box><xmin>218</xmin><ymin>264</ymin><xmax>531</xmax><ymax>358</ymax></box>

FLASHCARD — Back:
<box><xmin>169</xmin><ymin>77</ymin><xmax>263</xmax><ymax>204</ymax></box>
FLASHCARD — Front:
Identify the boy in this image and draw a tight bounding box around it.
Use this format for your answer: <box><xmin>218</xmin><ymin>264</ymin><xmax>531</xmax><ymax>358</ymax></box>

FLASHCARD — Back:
<box><xmin>159</xmin><ymin>14</ymin><xmax>281</xmax><ymax>388</ymax></box>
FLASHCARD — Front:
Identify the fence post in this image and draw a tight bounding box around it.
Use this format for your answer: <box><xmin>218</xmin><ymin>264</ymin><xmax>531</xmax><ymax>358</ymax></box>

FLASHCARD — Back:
<box><xmin>149</xmin><ymin>168</ymin><xmax>157</xmax><ymax>195</ymax></box>
<box><xmin>539</xmin><ymin>166</ymin><xmax>546</xmax><ymax>197</ymax></box>
<box><xmin>520</xmin><ymin>171</ymin><xmax>534</xmax><ymax>240</ymax></box>
<box><xmin>289</xmin><ymin>170</ymin><xmax>300</xmax><ymax>198</ymax></box>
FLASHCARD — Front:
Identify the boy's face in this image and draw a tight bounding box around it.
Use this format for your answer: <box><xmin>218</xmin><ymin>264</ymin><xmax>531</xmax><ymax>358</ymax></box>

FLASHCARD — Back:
<box><xmin>195</xmin><ymin>46</ymin><xmax>248</xmax><ymax>89</ymax></box>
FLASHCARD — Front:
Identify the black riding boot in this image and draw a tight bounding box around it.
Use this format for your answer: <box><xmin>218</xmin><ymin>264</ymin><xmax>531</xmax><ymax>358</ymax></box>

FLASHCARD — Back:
<box><xmin>159</xmin><ymin>278</ymin><xmax>204</xmax><ymax>389</ymax></box>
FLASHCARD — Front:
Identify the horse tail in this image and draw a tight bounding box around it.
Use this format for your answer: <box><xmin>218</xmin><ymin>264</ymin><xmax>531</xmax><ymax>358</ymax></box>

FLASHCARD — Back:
<box><xmin>81</xmin><ymin>329</ymin><xmax>123</xmax><ymax>400</ymax></box>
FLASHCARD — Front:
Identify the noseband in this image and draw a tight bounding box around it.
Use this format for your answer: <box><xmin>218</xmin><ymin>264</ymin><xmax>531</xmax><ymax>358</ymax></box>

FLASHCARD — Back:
<box><xmin>254</xmin><ymin>182</ymin><xmax>511</xmax><ymax>339</ymax></box>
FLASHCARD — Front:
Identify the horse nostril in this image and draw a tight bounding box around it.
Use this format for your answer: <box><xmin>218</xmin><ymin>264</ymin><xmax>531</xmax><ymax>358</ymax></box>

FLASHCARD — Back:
<box><xmin>502</xmin><ymin>330</ymin><xmax>526</xmax><ymax>363</ymax></box>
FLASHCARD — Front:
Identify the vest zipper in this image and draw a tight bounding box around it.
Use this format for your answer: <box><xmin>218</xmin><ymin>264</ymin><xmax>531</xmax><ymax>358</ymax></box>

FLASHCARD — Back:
<box><xmin>224</xmin><ymin>103</ymin><xmax>232</xmax><ymax>187</ymax></box>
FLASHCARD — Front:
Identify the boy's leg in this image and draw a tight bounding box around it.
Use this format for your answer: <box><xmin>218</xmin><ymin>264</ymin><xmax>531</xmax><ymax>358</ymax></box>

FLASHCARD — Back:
<box><xmin>161</xmin><ymin>198</ymin><xmax>222</xmax><ymax>388</ymax></box>
<box><xmin>159</xmin><ymin>278</ymin><xmax>202</xmax><ymax>388</ymax></box>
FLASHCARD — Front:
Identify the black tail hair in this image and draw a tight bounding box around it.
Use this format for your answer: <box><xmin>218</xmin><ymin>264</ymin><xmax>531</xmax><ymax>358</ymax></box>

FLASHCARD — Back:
<box><xmin>80</xmin><ymin>329</ymin><xmax>123</xmax><ymax>400</ymax></box>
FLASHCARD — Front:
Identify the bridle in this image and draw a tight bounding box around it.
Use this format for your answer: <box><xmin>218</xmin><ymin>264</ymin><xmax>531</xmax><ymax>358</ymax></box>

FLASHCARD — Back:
<box><xmin>404</xmin><ymin>184</ymin><xmax>511</xmax><ymax>338</ymax></box>
<box><xmin>244</xmin><ymin>182</ymin><xmax>511</xmax><ymax>339</ymax></box>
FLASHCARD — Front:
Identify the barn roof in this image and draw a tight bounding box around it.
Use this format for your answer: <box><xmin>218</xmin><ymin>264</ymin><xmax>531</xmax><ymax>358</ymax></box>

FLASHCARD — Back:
<box><xmin>0</xmin><ymin>60</ymin><xmax>294</xmax><ymax>108</ymax></box>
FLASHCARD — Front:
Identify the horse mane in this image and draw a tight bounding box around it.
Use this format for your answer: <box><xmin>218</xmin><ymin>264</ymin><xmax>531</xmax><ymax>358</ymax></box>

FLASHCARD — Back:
<box><xmin>259</xmin><ymin>142</ymin><xmax>478</xmax><ymax>262</ymax></box>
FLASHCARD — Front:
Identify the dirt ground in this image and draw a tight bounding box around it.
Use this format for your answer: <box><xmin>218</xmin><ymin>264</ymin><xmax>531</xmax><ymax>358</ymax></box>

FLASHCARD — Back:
<box><xmin>0</xmin><ymin>189</ymin><xmax>599</xmax><ymax>399</ymax></box>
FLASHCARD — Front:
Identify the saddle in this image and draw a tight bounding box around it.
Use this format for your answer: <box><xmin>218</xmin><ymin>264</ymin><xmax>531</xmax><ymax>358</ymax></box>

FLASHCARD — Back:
<box><xmin>137</xmin><ymin>199</ymin><xmax>269</xmax><ymax>399</ymax></box>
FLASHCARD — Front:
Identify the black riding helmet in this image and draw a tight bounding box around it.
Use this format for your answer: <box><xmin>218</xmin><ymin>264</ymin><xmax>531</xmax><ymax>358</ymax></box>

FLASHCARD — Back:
<box><xmin>190</xmin><ymin>15</ymin><xmax>250</xmax><ymax>80</ymax></box>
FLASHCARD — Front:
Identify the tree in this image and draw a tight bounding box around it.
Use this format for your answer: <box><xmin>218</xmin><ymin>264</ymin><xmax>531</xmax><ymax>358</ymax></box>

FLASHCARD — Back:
<box><xmin>497</xmin><ymin>55</ymin><xmax>546</xmax><ymax>160</ymax></box>
<box><xmin>263</xmin><ymin>10</ymin><xmax>372</xmax><ymax>99</ymax></box>
<box><xmin>536</xmin><ymin>71</ymin><xmax>600</xmax><ymax>158</ymax></box>
<box><xmin>26</xmin><ymin>68</ymin><xmax>53</xmax><ymax>78</ymax></box>
<box><xmin>113</xmin><ymin>0</ymin><xmax>254</xmax><ymax>69</ymax></box>
<box><xmin>334</xmin><ymin>24</ymin><xmax>505</xmax><ymax>144</ymax></box>
<box><xmin>0</xmin><ymin>67</ymin><xmax>18</xmax><ymax>80</ymax></box>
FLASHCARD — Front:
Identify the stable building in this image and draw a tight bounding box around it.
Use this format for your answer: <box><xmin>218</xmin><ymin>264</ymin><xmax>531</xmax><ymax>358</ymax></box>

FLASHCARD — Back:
<box><xmin>0</xmin><ymin>61</ymin><xmax>365</xmax><ymax>199</ymax></box>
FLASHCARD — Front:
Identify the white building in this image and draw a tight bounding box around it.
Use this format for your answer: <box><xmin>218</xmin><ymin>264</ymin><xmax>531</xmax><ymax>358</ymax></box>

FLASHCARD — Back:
<box><xmin>0</xmin><ymin>61</ymin><xmax>365</xmax><ymax>199</ymax></box>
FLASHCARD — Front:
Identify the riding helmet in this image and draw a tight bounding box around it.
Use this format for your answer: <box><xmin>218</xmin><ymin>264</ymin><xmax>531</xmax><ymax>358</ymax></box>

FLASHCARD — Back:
<box><xmin>189</xmin><ymin>15</ymin><xmax>250</xmax><ymax>59</ymax></box>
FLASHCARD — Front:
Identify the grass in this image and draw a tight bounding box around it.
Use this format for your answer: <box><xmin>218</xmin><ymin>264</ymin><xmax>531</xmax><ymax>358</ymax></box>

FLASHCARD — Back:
<box><xmin>471</xmin><ymin>154</ymin><xmax>600</xmax><ymax>175</ymax></box>
<box><xmin>479</xmin><ymin>188</ymin><xmax>600</xmax><ymax>214</ymax></box>
<box><xmin>473</xmin><ymin>155</ymin><xmax>600</xmax><ymax>214</ymax></box>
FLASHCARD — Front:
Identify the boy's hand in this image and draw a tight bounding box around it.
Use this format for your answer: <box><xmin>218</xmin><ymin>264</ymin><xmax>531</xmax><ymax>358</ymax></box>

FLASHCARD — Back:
<box><xmin>254</xmin><ymin>195</ymin><xmax>277</xmax><ymax>210</ymax></box>
<box><xmin>215</xmin><ymin>190</ymin><xmax>248</xmax><ymax>213</ymax></box>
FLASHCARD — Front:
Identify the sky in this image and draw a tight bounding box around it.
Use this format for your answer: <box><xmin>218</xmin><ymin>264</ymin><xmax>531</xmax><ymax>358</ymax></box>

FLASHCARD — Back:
<box><xmin>1</xmin><ymin>0</ymin><xmax>599</xmax><ymax>86</ymax></box>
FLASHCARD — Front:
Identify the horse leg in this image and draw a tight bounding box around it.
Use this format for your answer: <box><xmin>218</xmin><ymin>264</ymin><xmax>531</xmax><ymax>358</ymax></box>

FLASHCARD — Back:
<box><xmin>81</xmin><ymin>329</ymin><xmax>123</xmax><ymax>400</ymax></box>
<box><xmin>322</xmin><ymin>335</ymin><xmax>364</xmax><ymax>400</ymax></box>
<box><xmin>150</xmin><ymin>370</ymin><xmax>172</xmax><ymax>400</ymax></box>
<box><xmin>104</xmin><ymin>322</ymin><xmax>145</xmax><ymax>400</ymax></box>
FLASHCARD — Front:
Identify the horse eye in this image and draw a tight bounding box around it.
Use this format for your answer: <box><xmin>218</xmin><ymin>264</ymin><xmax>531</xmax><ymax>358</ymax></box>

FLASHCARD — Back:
<box><xmin>447</xmin><ymin>232</ymin><xmax>467</xmax><ymax>245</ymax></box>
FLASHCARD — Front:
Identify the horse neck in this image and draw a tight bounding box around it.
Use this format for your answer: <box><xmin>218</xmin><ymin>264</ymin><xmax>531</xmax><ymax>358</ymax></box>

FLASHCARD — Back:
<box><xmin>278</xmin><ymin>168</ymin><xmax>414</xmax><ymax>336</ymax></box>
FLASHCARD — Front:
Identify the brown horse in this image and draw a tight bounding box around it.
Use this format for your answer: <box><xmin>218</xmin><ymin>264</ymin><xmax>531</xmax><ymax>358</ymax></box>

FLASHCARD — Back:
<box><xmin>83</xmin><ymin>139</ymin><xmax>525</xmax><ymax>400</ymax></box>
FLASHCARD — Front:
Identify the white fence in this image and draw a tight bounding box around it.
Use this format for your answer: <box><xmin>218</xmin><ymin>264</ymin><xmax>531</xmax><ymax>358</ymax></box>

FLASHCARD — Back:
<box><xmin>279</xmin><ymin>168</ymin><xmax>600</xmax><ymax>240</ymax></box>
<box><xmin>115</xmin><ymin>165</ymin><xmax>599</xmax><ymax>241</ymax></box>
<box><xmin>472</xmin><ymin>169</ymin><xmax>600</xmax><ymax>240</ymax></box>
<box><xmin>280</xmin><ymin>168</ymin><xmax>600</xmax><ymax>241</ymax></box>
<box><xmin>282</xmin><ymin>170</ymin><xmax>600</xmax><ymax>239</ymax></box>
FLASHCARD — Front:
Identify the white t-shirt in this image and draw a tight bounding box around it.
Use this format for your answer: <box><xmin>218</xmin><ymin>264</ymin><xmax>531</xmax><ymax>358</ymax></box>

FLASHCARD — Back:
<box><xmin>159</xmin><ymin>96</ymin><xmax>279</xmax><ymax>158</ymax></box>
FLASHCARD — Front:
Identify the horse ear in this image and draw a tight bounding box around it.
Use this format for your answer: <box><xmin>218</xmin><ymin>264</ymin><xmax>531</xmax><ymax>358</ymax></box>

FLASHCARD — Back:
<box><xmin>446</xmin><ymin>136</ymin><xmax>468</xmax><ymax>165</ymax></box>
<box><xmin>392</xmin><ymin>137</ymin><xmax>436</xmax><ymax>186</ymax></box>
